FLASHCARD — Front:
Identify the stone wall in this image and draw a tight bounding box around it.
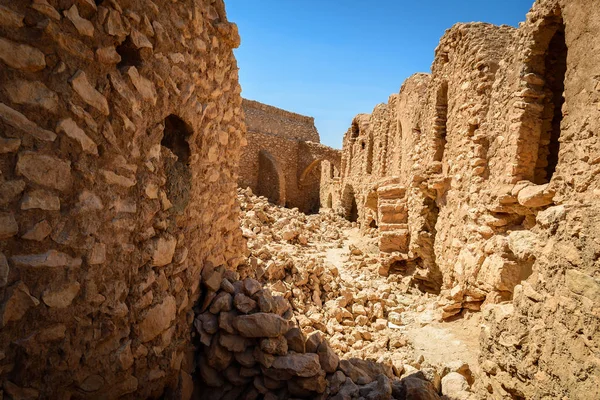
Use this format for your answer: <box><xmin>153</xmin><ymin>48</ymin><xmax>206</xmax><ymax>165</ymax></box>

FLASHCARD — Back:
<box><xmin>0</xmin><ymin>0</ymin><xmax>245</xmax><ymax>398</ymax></box>
<box><xmin>239</xmin><ymin>99</ymin><xmax>340</xmax><ymax>214</ymax></box>
<box><xmin>332</xmin><ymin>0</ymin><xmax>600</xmax><ymax>396</ymax></box>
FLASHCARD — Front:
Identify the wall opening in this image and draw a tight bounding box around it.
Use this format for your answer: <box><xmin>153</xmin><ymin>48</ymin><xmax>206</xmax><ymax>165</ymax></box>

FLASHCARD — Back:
<box><xmin>162</xmin><ymin>115</ymin><xmax>193</xmax><ymax>214</ymax></box>
<box><xmin>298</xmin><ymin>159</ymin><xmax>323</xmax><ymax>214</ymax></box>
<box><xmin>434</xmin><ymin>82</ymin><xmax>448</xmax><ymax>163</ymax></box>
<box><xmin>342</xmin><ymin>185</ymin><xmax>358</xmax><ymax>222</ymax></box>
<box><xmin>326</xmin><ymin>193</ymin><xmax>333</xmax><ymax>208</ymax></box>
<box><xmin>536</xmin><ymin>15</ymin><xmax>567</xmax><ymax>183</ymax></box>
<box><xmin>349</xmin><ymin>195</ymin><xmax>358</xmax><ymax>223</ymax></box>
<box><xmin>366</xmin><ymin>134</ymin><xmax>374</xmax><ymax>175</ymax></box>
<box><xmin>162</xmin><ymin>115</ymin><xmax>191</xmax><ymax>163</ymax></box>
<box><xmin>257</xmin><ymin>150</ymin><xmax>284</xmax><ymax>206</ymax></box>
<box><xmin>116</xmin><ymin>36</ymin><xmax>143</xmax><ymax>69</ymax></box>
<box><xmin>351</xmin><ymin>121</ymin><xmax>360</xmax><ymax>139</ymax></box>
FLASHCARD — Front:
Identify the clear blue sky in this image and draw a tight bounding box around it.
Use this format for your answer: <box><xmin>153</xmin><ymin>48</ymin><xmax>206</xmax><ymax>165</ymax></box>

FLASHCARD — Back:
<box><xmin>227</xmin><ymin>1</ymin><xmax>533</xmax><ymax>149</ymax></box>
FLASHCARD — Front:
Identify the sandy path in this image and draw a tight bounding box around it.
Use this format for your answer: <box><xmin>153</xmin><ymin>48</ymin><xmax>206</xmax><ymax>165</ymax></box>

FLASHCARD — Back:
<box><xmin>321</xmin><ymin>227</ymin><xmax>481</xmax><ymax>372</ymax></box>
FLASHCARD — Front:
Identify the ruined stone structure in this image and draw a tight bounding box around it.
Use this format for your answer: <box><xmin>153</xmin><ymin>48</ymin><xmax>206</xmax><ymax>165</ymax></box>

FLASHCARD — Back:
<box><xmin>1</xmin><ymin>0</ymin><xmax>599</xmax><ymax>398</ymax></box>
<box><xmin>334</xmin><ymin>0</ymin><xmax>600</xmax><ymax>397</ymax></box>
<box><xmin>0</xmin><ymin>0</ymin><xmax>245</xmax><ymax>398</ymax></box>
<box><xmin>239</xmin><ymin>99</ymin><xmax>340</xmax><ymax>214</ymax></box>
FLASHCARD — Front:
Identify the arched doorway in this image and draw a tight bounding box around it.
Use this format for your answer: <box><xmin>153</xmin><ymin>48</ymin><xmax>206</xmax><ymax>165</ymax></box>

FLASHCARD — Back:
<box><xmin>341</xmin><ymin>185</ymin><xmax>358</xmax><ymax>223</ymax></box>
<box><xmin>298</xmin><ymin>159</ymin><xmax>323</xmax><ymax>214</ymax></box>
<box><xmin>161</xmin><ymin>115</ymin><xmax>192</xmax><ymax>214</ymax></box>
<box><xmin>513</xmin><ymin>6</ymin><xmax>567</xmax><ymax>184</ymax></box>
<box><xmin>257</xmin><ymin>150</ymin><xmax>285</xmax><ymax>206</ymax></box>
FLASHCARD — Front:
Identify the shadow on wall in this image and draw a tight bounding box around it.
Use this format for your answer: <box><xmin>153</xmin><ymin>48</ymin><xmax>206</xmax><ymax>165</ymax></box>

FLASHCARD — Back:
<box><xmin>257</xmin><ymin>150</ymin><xmax>286</xmax><ymax>206</ymax></box>
<box><xmin>342</xmin><ymin>185</ymin><xmax>359</xmax><ymax>222</ymax></box>
<box><xmin>162</xmin><ymin>114</ymin><xmax>193</xmax><ymax>215</ymax></box>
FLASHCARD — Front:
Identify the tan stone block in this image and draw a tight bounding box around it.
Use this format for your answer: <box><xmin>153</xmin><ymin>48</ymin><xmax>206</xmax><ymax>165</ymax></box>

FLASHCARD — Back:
<box><xmin>64</xmin><ymin>5</ymin><xmax>94</xmax><ymax>37</ymax></box>
<box><xmin>0</xmin><ymin>281</ymin><xmax>39</xmax><ymax>326</ymax></box>
<box><xmin>70</xmin><ymin>70</ymin><xmax>110</xmax><ymax>115</ymax></box>
<box><xmin>20</xmin><ymin>190</ymin><xmax>60</xmax><ymax>211</ymax></box>
<box><xmin>96</xmin><ymin>46</ymin><xmax>121</xmax><ymax>64</ymax></box>
<box><xmin>3</xmin><ymin>79</ymin><xmax>58</xmax><ymax>113</ymax></box>
<box><xmin>0</xmin><ymin>37</ymin><xmax>45</xmax><ymax>71</ymax></box>
<box><xmin>16</xmin><ymin>152</ymin><xmax>72</xmax><ymax>191</ymax></box>
<box><xmin>565</xmin><ymin>269</ymin><xmax>600</xmax><ymax>302</ymax></box>
<box><xmin>42</xmin><ymin>282</ymin><xmax>80</xmax><ymax>308</ymax></box>
<box><xmin>0</xmin><ymin>103</ymin><xmax>56</xmax><ymax>141</ymax></box>
<box><xmin>151</xmin><ymin>236</ymin><xmax>177</xmax><ymax>267</ymax></box>
<box><xmin>30</xmin><ymin>0</ymin><xmax>61</xmax><ymax>20</ymax></box>
<box><xmin>138</xmin><ymin>295</ymin><xmax>176</xmax><ymax>342</ymax></box>
<box><xmin>56</xmin><ymin>118</ymin><xmax>98</xmax><ymax>155</ymax></box>
<box><xmin>11</xmin><ymin>250</ymin><xmax>82</xmax><ymax>268</ymax></box>
<box><xmin>22</xmin><ymin>220</ymin><xmax>52</xmax><ymax>242</ymax></box>
<box><xmin>0</xmin><ymin>212</ymin><xmax>18</xmax><ymax>239</ymax></box>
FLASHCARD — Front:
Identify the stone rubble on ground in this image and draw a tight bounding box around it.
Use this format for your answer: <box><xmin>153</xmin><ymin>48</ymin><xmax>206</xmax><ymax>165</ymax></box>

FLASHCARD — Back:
<box><xmin>194</xmin><ymin>188</ymin><xmax>480</xmax><ymax>399</ymax></box>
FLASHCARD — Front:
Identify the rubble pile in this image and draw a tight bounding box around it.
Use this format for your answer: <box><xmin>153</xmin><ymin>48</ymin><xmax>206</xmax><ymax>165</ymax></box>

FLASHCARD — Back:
<box><xmin>192</xmin><ymin>189</ymin><xmax>481</xmax><ymax>399</ymax></box>
<box><xmin>193</xmin><ymin>264</ymin><xmax>468</xmax><ymax>400</ymax></box>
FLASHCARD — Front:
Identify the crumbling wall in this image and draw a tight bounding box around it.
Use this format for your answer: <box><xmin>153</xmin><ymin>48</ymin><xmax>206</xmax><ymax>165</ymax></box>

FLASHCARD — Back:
<box><xmin>239</xmin><ymin>99</ymin><xmax>340</xmax><ymax>214</ymax></box>
<box><xmin>0</xmin><ymin>0</ymin><xmax>245</xmax><ymax>398</ymax></box>
<box><xmin>334</xmin><ymin>0</ymin><xmax>600</xmax><ymax>396</ymax></box>
<box><xmin>478</xmin><ymin>0</ymin><xmax>600</xmax><ymax>398</ymax></box>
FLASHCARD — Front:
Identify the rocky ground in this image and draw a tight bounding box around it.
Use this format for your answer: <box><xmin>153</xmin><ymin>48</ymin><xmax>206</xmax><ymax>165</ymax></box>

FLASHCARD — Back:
<box><xmin>193</xmin><ymin>188</ymin><xmax>484</xmax><ymax>399</ymax></box>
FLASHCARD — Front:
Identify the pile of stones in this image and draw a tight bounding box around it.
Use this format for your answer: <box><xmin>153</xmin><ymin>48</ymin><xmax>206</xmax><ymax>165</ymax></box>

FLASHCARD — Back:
<box><xmin>194</xmin><ymin>265</ymin><xmax>447</xmax><ymax>399</ymax></box>
<box><xmin>196</xmin><ymin>189</ymin><xmax>480</xmax><ymax>399</ymax></box>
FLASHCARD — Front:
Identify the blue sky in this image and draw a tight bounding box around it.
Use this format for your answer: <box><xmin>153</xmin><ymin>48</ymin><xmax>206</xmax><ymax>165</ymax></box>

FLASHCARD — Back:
<box><xmin>227</xmin><ymin>0</ymin><xmax>533</xmax><ymax>149</ymax></box>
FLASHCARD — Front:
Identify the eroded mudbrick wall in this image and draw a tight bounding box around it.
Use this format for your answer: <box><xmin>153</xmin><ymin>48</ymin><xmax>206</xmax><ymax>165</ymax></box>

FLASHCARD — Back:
<box><xmin>0</xmin><ymin>0</ymin><xmax>245</xmax><ymax>398</ymax></box>
<box><xmin>333</xmin><ymin>0</ymin><xmax>600</xmax><ymax>397</ymax></box>
<box><xmin>239</xmin><ymin>99</ymin><xmax>340</xmax><ymax>214</ymax></box>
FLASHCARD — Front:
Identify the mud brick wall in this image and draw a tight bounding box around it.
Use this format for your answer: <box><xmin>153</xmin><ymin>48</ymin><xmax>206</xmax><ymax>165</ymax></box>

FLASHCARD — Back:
<box><xmin>332</xmin><ymin>0</ymin><xmax>600</xmax><ymax>396</ymax></box>
<box><xmin>0</xmin><ymin>0</ymin><xmax>245</xmax><ymax>398</ymax></box>
<box><xmin>239</xmin><ymin>99</ymin><xmax>340</xmax><ymax>214</ymax></box>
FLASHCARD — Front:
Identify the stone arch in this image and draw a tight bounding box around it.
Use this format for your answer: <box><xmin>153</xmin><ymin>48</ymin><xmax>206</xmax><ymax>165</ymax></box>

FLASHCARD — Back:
<box><xmin>257</xmin><ymin>150</ymin><xmax>286</xmax><ymax>206</ymax></box>
<box><xmin>298</xmin><ymin>159</ymin><xmax>322</xmax><ymax>186</ymax></box>
<box><xmin>341</xmin><ymin>185</ymin><xmax>358</xmax><ymax>222</ymax></box>
<box><xmin>513</xmin><ymin>5</ymin><xmax>567</xmax><ymax>184</ymax></box>
<box><xmin>298</xmin><ymin>159</ymin><xmax>323</xmax><ymax>214</ymax></box>
<box><xmin>162</xmin><ymin>115</ymin><xmax>193</xmax><ymax>214</ymax></box>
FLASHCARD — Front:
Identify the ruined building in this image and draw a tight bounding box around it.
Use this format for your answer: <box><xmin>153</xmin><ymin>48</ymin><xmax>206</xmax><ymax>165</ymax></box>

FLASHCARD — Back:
<box><xmin>0</xmin><ymin>0</ymin><xmax>599</xmax><ymax>399</ymax></box>
<box><xmin>239</xmin><ymin>99</ymin><xmax>340</xmax><ymax>214</ymax></box>
<box><xmin>333</xmin><ymin>0</ymin><xmax>600</xmax><ymax>397</ymax></box>
<box><xmin>0</xmin><ymin>0</ymin><xmax>246</xmax><ymax>397</ymax></box>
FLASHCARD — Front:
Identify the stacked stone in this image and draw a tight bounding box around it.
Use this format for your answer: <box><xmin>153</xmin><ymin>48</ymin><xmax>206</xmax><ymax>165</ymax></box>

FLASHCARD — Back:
<box><xmin>0</xmin><ymin>0</ymin><xmax>245</xmax><ymax>397</ymax></box>
<box><xmin>238</xmin><ymin>187</ymin><xmax>349</xmax><ymax>246</ymax></box>
<box><xmin>195</xmin><ymin>266</ymin><xmax>445</xmax><ymax>400</ymax></box>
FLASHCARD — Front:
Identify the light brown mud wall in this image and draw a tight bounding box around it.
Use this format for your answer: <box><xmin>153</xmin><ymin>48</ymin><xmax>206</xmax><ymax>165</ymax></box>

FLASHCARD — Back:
<box><xmin>334</xmin><ymin>0</ymin><xmax>600</xmax><ymax>396</ymax></box>
<box><xmin>0</xmin><ymin>0</ymin><xmax>245</xmax><ymax>398</ymax></box>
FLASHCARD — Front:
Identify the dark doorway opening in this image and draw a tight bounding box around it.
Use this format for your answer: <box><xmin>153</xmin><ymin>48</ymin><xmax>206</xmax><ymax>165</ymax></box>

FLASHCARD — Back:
<box><xmin>538</xmin><ymin>18</ymin><xmax>566</xmax><ymax>183</ymax></box>
<box><xmin>162</xmin><ymin>115</ymin><xmax>193</xmax><ymax>214</ymax></box>
<box><xmin>366</xmin><ymin>134</ymin><xmax>374</xmax><ymax>175</ymax></box>
<box><xmin>116</xmin><ymin>36</ymin><xmax>143</xmax><ymax>70</ymax></box>
<box><xmin>349</xmin><ymin>195</ymin><xmax>358</xmax><ymax>222</ymax></box>
<box><xmin>434</xmin><ymin>82</ymin><xmax>448</xmax><ymax>163</ymax></box>
<box><xmin>257</xmin><ymin>151</ymin><xmax>283</xmax><ymax>206</ymax></box>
